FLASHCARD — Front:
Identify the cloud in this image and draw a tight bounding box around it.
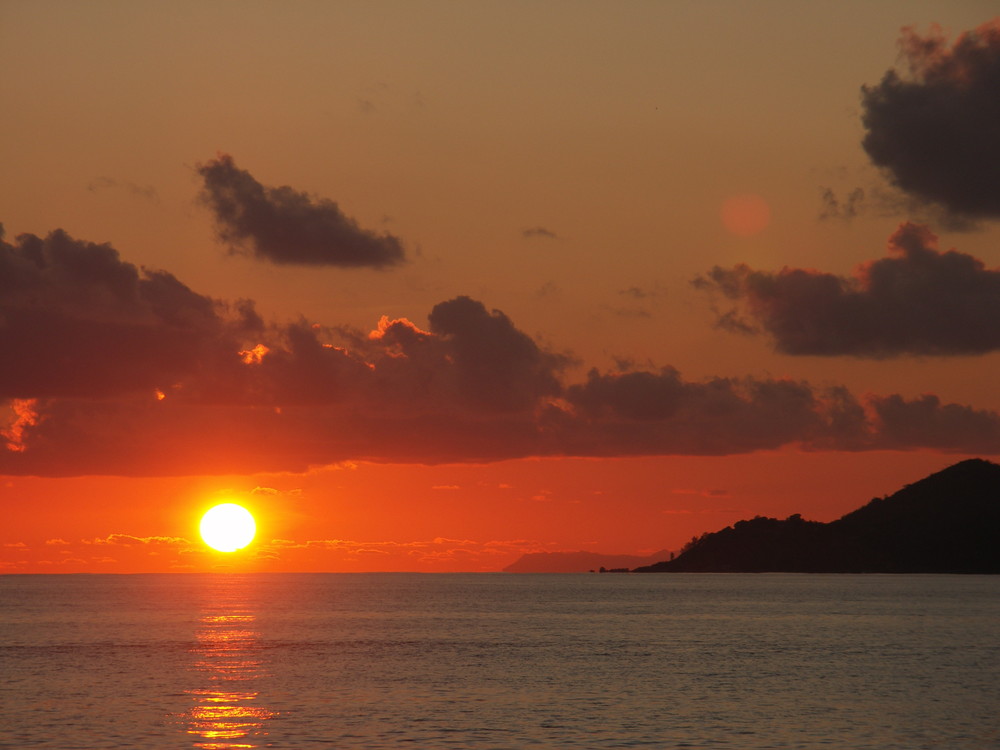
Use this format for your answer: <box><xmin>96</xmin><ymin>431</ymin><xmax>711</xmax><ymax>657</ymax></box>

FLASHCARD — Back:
<box><xmin>818</xmin><ymin>187</ymin><xmax>866</xmax><ymax>221</ymax></box>
<box><xmin>87</xmin><ymin>534</ymin><xmax>191</xmax><ymax>546</ymax></box>
<box><xmin>87</xmin><ymin>176</ymin><xmax>159</xmax><ymax>203</ymax></box>
<box><xmin>522</xmin><ymin>226</ymin><xmax>558</xmax><ymax>240</ymax></box>
<box><xmin>557</xmin><ymin>368</ymin><xmax>863</xmax><ymax>456</ymax></box>
<box><xmin>0</xmin><ymin>226</ymin><xmax>262</xmax><ymax>399</ymax></box>
<box><xmin>3</xmin><ymin>222</ymin><xmax>1000</xmax><ymax>476</ymax></box>
<box><xmin>2</xmin><ymin>399</ymin><xmax>38</xmax><ymax>451</ymax></box>
<box><xmin>694</xmin><ymin>223</ymin><xmax>1000</xmax><ymax>356</ymax></box>
<box><xmin>671</xmin><ymin>488</ymin><xmax>730</xmax><ymax>498</ymax></box>
<box><xmin>359</xmin><ymin>297</ymin><xmax>570</xmax><ymax>415</ymax></box>
<box><xmin>197</xmin><ymin>154</ymin><xmax>405</xmax><ymax>268</ymax></box>
<box><xmin>608</xmin><ymin>284</ymin><xmax>665</xmax><ymax>318</ymax></box>
<box><xmin>618</xmin><ymin>285</ymin><xmax>665</xmax><ymax>300</ymax></box>
<box><xmin>870</xmin><ymin>393</ymin><xmax>1000</xmax><ymax>453</ymax></box>
<box><xmin>424</xmin><ymin>296</ymin><xmax>569</xmax><ymax>411</ymax></box>
<box><xmin>2</xmin><ymin>370</ymin><xmax>998</xmax><ymax>475</ymax></box>
<box><xmin>536</xmin><ymin>280</ymin><xmax>560</xmax><ymax>298</ymax></box>
<box><xmin>816</xmin><ymin>182</ymin><xmax>979</xmax><ymax>230</ymax></box>
<box><xmin>861</xmin><ymin>21</ymin><xmax>1000</xmax><ymax>222</ymax></box>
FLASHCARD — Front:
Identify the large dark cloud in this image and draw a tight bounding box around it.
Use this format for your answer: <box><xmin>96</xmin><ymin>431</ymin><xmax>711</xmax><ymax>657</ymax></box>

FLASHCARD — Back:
<box><xmin>871</xmin><ymin>393</ymin><xmax>1000</xmax><ymax>453</ymax></box>
<box><xmin>861</xmin><ymin>20</ymin><xmax>1000</xmax><ymax>221</ymax></box>
<box><xmin>425</xmin><ymin>296</ymin><xmax>568</xmax><ymax>412</ymax></box>
<box><xmin>2</xmin><ymin>223</ymin><xmax>999</xmax><ymax>476</ymax></box>
<box><xmin>219</xmin><ymin>297</ymin><xmax>569</xmax><ymax>413</ymax></box>
<box><xmin>0</xmin><ymin>225</ymin><xmax>260</xmax><ymax>399</ymax></box>
<box><xmin>558</xmin><ymin>368</ymin><xmax>845</xmax><ymax>455</ymax></box>
<box><xmin>695</xmin><ymin>223</ymin><xmax>1000</xmax><ymax>356</ymax></box>
<box><xmin>197</xmin><ymin>154</ymin><xmax>405</xmax><ymax>268</ymax></box>
<box><xmin>4</xmin><ymin>365</ymin><xmax>997</xmax><ymax>476</ymax></box>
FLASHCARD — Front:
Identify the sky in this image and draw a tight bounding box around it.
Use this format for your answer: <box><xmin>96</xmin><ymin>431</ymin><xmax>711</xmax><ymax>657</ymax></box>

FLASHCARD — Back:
<box><xmin>2</xmin><ymin>0</ymin><xmax>1000</xmax><ymax>573</ymax></box>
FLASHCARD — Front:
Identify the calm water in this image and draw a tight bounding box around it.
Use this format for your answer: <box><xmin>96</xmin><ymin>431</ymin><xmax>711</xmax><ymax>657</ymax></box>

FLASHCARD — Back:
<box><xmin>1</xmin><ymin>573</ymin><xmax>998</xmax><ymax>749</ymax></box>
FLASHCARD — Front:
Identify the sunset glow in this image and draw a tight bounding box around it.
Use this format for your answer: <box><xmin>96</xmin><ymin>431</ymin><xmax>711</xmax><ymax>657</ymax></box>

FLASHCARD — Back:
<box><xmin>1</xmin><ymin>4</ymin><xmax>999</xmax><ymax>575</ymax></box>
<box><xmin>4</xmin><ymin>7</ymin><xmax>999</xmax><ymax>750</ymax></box>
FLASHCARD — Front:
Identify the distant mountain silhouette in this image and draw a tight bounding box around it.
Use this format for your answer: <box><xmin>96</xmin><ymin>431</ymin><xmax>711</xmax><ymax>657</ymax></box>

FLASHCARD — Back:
<box><xmin>635</xmin><ymin>459</ymin><xmax>1000</xmax><ymax>573</ymax></box>
<box><xmin>503</xmin><ymin>549</ymin><xmax>672</xmax><ymax>573</ymax></box>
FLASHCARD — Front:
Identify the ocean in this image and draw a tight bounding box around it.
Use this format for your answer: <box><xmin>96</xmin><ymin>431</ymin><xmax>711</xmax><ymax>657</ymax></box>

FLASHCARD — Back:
<box><xmin>1</xmin><ymin>573</ymin><xmax>998</xmax><ymax>749</ymax></box>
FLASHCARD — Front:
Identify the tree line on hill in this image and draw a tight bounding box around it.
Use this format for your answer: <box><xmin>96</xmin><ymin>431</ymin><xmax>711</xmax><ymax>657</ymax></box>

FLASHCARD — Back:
<box><xmin>635</xmin><ymin>459</ymin><xmax>1000</xmax><ymax>573</ymax></box>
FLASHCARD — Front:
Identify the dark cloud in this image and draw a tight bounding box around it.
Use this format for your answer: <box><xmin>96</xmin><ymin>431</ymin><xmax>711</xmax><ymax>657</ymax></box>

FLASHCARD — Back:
<box><xmin>3</xmin><ymin>358</ymin><xmax>999</xmax><ymax>477</ymax></box>
<box><xmin>522</xmin><ymin>226</ymin><xmax>558</xmax><ymax>240</ymax></box>
<box><xmin>535</xmin><ymin>280</ymin><xmax>560</xmax><ymax>298</ymax></box>
<box><xmin>695</xmin><ymin>223</ymin><xmax>1000</xmax><ymax>356</ymax></box>
<box><xmin>861</xmin><ymin>21</ymin><xmax>1000</xmax><ymax>222</ymax></box>
<box><xmin>9</xmin><ymin>357</ymin><xmax>1000</xmax><ymax>476</ymax></box>
<box><xmin>557</xmin><ymin>369</ymin><xmax>852</xmax><ymax>456</ymax></box>
<box><xmin>357</xmin><ymin>297</ymin><xmax>569</xmax><ymax>414</ymax></box>
<box><xmin>0</xmin><ymin>226</ymin><xmax>260</xmax><ymax>399</ymax></box>
<box><xmin>2</xmin><ymin>223</ymin><xmax>1000</xmax><ymax>476</ymax></box>
<box><xmin>608</xmin><ymin>285</ymin><xmax>664</xmax><ymax>318</ymax></box>
<box><xmin>87</xmin><ymin>176</ymin><xmax>159</xmax><ymax>202</ymax></box>
<box><xmin>816</xmin><ymin>183</ymin><xmax>980</xmax><ymax>231</ymax></box>
<box><xmin>618</xmin><ymin>285</ymin><xmax>664</xmax><ymax>300</ymax></box>
<box><xmin>425</xmin><ymin>296</ymin><xmax>568</xmax><ymax>411</ymax></box>
<box><xmin>818</xmin><ymin>187</ymin><xmax>866</xmax><ymax>221</ymax></box>
<box><xmin>871</xmin><ymin>393</ymin><xmax>1000</xmax><ymax>453</ymax></box>
<box><xmin>197</xmin><ymin>154</ymin><xmax>405</xmax><ymax>268</ymax></box>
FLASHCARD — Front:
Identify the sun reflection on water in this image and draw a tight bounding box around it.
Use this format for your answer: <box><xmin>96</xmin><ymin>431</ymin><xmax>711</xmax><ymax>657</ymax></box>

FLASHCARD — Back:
<box><xmin>181</xmin><ymin>578</ymin><xmax>276</xmax><ymax>749</ymax></box>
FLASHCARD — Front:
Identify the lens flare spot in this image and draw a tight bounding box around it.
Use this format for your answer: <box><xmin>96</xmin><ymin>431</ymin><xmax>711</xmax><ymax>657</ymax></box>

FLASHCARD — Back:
<box><xmin>721</xmin><ymin>194</ymin><xmax>771</xmax><ymax>236</ymax></box>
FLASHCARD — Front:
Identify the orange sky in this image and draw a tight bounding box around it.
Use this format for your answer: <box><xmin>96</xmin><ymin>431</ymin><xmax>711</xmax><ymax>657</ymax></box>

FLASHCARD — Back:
<box><xmin>2</xmin><ymin>1</ymin><xmax>1000</xmax><ymax>572</ymax></box>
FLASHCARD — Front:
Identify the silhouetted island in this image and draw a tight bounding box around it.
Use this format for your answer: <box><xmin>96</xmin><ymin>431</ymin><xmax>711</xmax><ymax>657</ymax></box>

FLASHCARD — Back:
<box><xmin>634</xmin><ymin>459</ymin><xmax>1000</xmax><ymax>573</ymax></box>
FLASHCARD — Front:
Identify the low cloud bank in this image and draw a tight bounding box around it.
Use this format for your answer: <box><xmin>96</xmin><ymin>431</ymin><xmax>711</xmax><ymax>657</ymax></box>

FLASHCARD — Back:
<box><xmin>3</xmin><ymin>225</ymin><xmax>999</xmax><ymax>476</ymax></box>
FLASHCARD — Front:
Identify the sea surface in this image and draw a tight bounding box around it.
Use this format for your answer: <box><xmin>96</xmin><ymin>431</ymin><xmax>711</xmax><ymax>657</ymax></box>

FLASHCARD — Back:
<box><xmin>1</xmin><ymin>573</ymin><xmax>998</xmax><ymax>749</ymax></box>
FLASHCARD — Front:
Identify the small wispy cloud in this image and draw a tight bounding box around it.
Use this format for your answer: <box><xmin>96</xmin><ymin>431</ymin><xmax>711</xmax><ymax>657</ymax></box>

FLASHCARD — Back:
<box><xmin>522</xmin><ymin>226</ymin><xmax>558</xmax><ymax>240</ymax></box>
<box><xmin>670</xmin><ymin>488</ymin><xmax>731</xmax><ymax>498</ymax></box>
<box><xmin>87</xmin><ymin>176</ymin><xmax>159</xmax><ymax>203</ymax></box>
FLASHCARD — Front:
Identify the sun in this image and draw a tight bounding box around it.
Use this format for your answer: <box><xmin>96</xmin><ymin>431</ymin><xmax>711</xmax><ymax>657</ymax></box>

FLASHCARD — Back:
<box><xmin>200</xmin><ymin>503</ymin><xmax>256</xmax><ymax>552</ymax></box>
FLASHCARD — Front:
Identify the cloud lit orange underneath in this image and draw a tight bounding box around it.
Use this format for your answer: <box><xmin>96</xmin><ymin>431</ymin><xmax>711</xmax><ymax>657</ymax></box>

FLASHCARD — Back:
<box><xmin>200</xmin><ymin>504</ymin><xmax>256</xmax><ymax>552</ymax></box>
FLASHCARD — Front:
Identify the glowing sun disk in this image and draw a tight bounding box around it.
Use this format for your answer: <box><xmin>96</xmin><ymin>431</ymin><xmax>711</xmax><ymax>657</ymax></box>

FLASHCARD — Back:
<box><xmin>200</xmin><ymin>503</ymin><xmax>256</xmax><ymax>552</ymax></box>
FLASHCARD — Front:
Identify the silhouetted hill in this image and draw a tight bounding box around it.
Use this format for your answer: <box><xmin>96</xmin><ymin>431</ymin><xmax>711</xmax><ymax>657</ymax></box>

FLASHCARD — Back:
<box><xmin>635</xmin><ymin>459</ymin><xmax>1000</xmax><ymax>573</ymax></box>
<box><xmin>503</xmin><ymin>549</ymin><xmax>672</xmax><ymax>573</ymax></box>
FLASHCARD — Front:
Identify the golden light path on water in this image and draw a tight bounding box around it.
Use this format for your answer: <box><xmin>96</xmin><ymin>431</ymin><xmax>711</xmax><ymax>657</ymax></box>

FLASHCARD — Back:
<box><xmin>181</xmin><ymin>578</ymin><xmax>276</xmax><ymax>749</ymax></box>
